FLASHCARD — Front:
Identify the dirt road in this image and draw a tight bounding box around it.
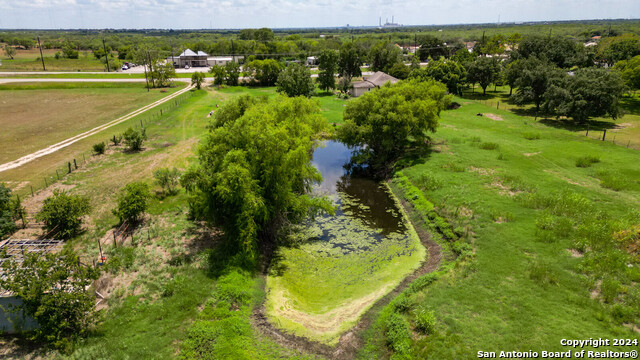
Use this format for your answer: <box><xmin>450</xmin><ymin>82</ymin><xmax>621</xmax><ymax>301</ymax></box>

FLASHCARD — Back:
<box><xmin>0</xmin><ymin>84</ymin><xmax>194</xmax><ymax>173</ymax></box>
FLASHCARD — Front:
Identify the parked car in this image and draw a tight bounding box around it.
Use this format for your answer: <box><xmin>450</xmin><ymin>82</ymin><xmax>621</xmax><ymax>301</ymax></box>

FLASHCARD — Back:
<box><xmin>122</xmin><ymin>65</ymin><xmax>129</xmax><ymax>70</ymax></box>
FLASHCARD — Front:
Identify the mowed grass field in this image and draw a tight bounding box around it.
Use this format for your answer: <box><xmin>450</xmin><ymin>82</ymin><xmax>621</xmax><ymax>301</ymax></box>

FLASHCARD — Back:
<box><xmin>359</xmin><ymin>98</ymin><xmax>640</xmax><ymax>358</ymax></box>
<box><xmin>0</xmin><ymin>82</ymin><xmax>186</xmax><ymax>193</ymax></box>
<box><xmin>0</xmin><ymin>48</ymin><xmax>106</xmax><ymax>71</ymax></box>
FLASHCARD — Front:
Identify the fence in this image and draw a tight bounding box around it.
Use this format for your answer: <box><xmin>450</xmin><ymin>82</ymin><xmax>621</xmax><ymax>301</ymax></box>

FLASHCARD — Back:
<box><xmin>9</xmin><ymin>89</ymin><xmax>196</xmax><ymax>201</ymax></box>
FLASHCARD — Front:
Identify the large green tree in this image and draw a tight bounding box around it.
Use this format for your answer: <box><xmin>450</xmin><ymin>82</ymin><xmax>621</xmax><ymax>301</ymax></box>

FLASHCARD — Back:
<box><xmin>0</xmin><ymin>183</ymin><xmax>17</xmax><ymax>239</ymax></box>
<box><xmin>0</xmin><ymin>249</ymin><xmax>99</xmax><ymax>350</ymax></box>
<box><xmin>276</xmin><ymin>63</ymin><xmax>315</xmax><ymax>97</ymax></box>
<box><xmin>369</xmin><ymin>42</ymin><xmax>402</xmax><ymax>72</ymax></box>
<box><xmin>317</xmin><ymin>49</ymin><xmax>339</xmax><ymax>92</ymax></box>
<box><xmin>337</xmin><ymin>79</ymin><xmax>450</xmax><ymax>177</ymax></box>
<box><xmin>245</xmin><ymin>59</ymin><xmax>284</xmax><ymax>86</ymax></box>
<box><xmin>181</xmin><ymin>95</ymin><xmax>332</xmax><ymax>263</ymax></box>
<box><xmin>597</xmin><ymin>34</ymin><xmax>640</xmax><ymax>66</ymax></box>
<box><xmin>338</xmin><ymin>42</ymin><xmax>362</xmax><ymax>78</ymax></box>
<box><xmin>614</xmin><ymin>55</ymin><xmax>640</xmax><ymax>91</ymax></box>
<box><xmin>467</xmin><ymin>56</ymin><xmax>501</xmax><ymax>95</ymax></box>
<box><xmin>512</xmin><ymin>57</ymin><xmax>560</xmax><ymax>112</ymax></box>
<box><xmin>410</xmin><ymin>59</ymin><xmax>467</xmax><ymax>95</ymax></box>
<box><xmin>417</xmin><ymin>35</ymin><xmax>448</xmax><ymax>61</ymax></box>
<box><xmin>543</xmin><ymin>68</ymin><xmax>624</xmax><ymax>123</ymax></box>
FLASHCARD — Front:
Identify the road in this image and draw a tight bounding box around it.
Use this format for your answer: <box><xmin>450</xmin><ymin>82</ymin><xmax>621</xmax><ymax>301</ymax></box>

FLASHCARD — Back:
<box><xmin>0</xmin><ymin>83</ymin><xmax>195</xmax><ymax>173</ymax></box>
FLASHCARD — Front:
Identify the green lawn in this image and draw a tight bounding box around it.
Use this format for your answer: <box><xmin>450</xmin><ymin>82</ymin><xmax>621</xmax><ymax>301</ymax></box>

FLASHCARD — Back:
<box><xmin>358</xmin><ymin>97</ymin><xmax>640</xmax><ymax>358</ymax></box>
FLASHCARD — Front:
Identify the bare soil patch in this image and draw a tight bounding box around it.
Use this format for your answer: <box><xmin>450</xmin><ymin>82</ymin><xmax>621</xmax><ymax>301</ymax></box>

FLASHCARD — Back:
<box><xmin>483</xmin><ymin>113</ymin><xmax>504</xmax><ymax>121</ymax></box>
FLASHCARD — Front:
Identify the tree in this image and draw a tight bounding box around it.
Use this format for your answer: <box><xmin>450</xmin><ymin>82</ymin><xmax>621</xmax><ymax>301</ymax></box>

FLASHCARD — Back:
<box><xmin>410</xmin><ymin>54</ymin><xmax>421</xmax><ymax>70</ymax></box>
<box><xmin>92</xmin><ymin>142</ymin><xmax>106</xmax><ymax>155</ymax></box>
<box><xmin>113</xmin><ymin>182</ymin><xmax>151</xmax><ymax>223</ymax></box>
<box><xmin>224</xmin><ymin>62</ymin><xmax>241</xmax><ymax>86</ymax></box>
<box><xmin>337</xmin><ymin>79</ymin><xmax>450</xmax><ymax>177</ymax></box>
<box><xmin>154</xmin><ymin>167</ymin><xmax>181</xmax><ymax>195</ymax></box>
<box><xmin>36</xmin><ymin>191</ymin><xmax>91</xmax><ymax>239</ymax></box>
<box><xmin>123</xmin><ymin>127</ymin><xmax>147</xmax><ymax>152</ymax></box>
<box><xmin>503</xmin><ymin>60</ymin><xmax>523</xmax><ymax>96</ymax></box>
<box><xmin>245</xmin><ymin>59</ymin><xmax>284</xmax><ymax>86</ymax></box>
<box><xmin>276</xmin><ymin>63</ymin><xmax>315</xmax><ymax>97</ymax></box>
<box><xmin>0</xmin><ymin>249</ymin><xmax>99</xmax><ymax>350</ymax></box>
<box><xmin>467</xmin><ymin>56</ymin><xmax>501</xmax><ymax>95</ymax></box>
<box><xmin>191</xmin><ymin>71</ymin><xmax>205</xmax><ymax>89</ymax></box>
<box><xmin>388</xmin><ymin>63</ymin><xmax>411</xmax><ymax>80</ymax></box>
<box><xmin>451</xmin><ymin>48</ymin><xmax>475</xmax><ymax>65</ymax></box>
<box><xmin>317</xmin><ymin>49</ymin><xmax>339</xmax><ymax>92</ymax></box>
<box><xmin>181</xmin><ymin>95</ymin><xmax>331</xmax><ymax>263</ymax></box>
<box><xmin>61</xmin><ymin>44</ymin><xmax>79</xmax><ymax>59</ymax></box>
<box><xmin>597</xmin><ymin>34</ymin><xmax>640</xmax><ymax>66</ymax></box>
<box><xmin>209</xmin><ymin>65</ymin><xmax>225</xmax><ymax>86</ymax></box>
<box><xmin>0</xmin><ymin>183</ymin><xmax>17</xmax><ymax>239</ymax></box>
<box><xmin>369</xmin><ymin>42</ymin><xmax>401</xmax><ymax>72</ymax></box>
<box><xmin>338</xmin><ymin>42</ymin><xmax>362</xmax><ymax>78</ymax></box>
<box><xmin>614</xmin><ymin>55</ymin><xmax>640</xmax><ymax>91</ymax></box>
<box><xmin>3</xmin><ymin>45</ymin><xmax>15</xmax><ymax>59</ymax></box>
<box><xmin>410</xmin><ymin>59</ymin><xmax>467</xmax><ymax>95</ymax></box>
<box><xmin>543</xmin><ymin>68</ymin><xmax>624</xmax><ymax>123</ymax></box>
<box><xmin>513</xmin><ymin>35</ymin><xmax>592</xmax><ymax>68</ymax></box>
<box><xmin>417</xmin><ymin>35</ymin><xmax>448</xmax><ymax>61</ymax></box>
<box><xmin>512</xmin><ymin>57</ymin><xmax>560</xmax><ymax>112</ymax></box>
<box><xmin>150</xmin><ymin>61</ymin><xmax>176</xmax><ymax>87</ymax></box>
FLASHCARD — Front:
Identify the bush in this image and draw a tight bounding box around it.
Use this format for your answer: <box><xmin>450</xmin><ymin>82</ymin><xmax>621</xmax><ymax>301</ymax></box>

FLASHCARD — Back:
<box><xmin>385</xmin><ymin>312</ymin><xmax>411</xmax><ymax>354</ymax></box>
<box><xmin>110</xmin><ymin>134</ymin><xmax>123</xmax><ymax>146</ymax></box>
<box><xmin>36</xmin><ymin>191</ymin><xmax>91</xmax><ymax>239</ymax></box>
<box><xmin>416</xmin><ymin>173</ymin><xmax>442</xmax><ymax>191</ymax></box>
<box><xmin>154</xmin><ymin>167</ymin><xmax>181</xmax><ymax>195</ymax></box>
<box><xmin>479</xmin><ymin>142</ymin><xmax>499</xmax><ymax>150</ymax></box>
<box><xmin>522</xmin><ymin>132</ymin><xmax>541</xmax><ymax>140</ymax></box>
<box><xmin>575</xmin><ymin>155</ymin><xmax>600</xmax><ymax>168</ymax></box>
<box><xmin>443</xmin><ymin>162</ymin><xmax>465</xmax><ymax>172</ymax></box>
<box><xmin>595</xmin><ymin>170</ymin><xmax>630</xmax><ymax>191</ymax></box>
<box><xmin>0</xmin><ymin>183</ymin><xmax>17</xmax><ymax>239</ymax></box>
<box><xmin>112</xmin><ymin>182</ymin><xmax>151</xmax><ymax>223</ymax></box>
<box><xmin>123</xmin><ymin>127</ymin><xmax>147</xmax><ymax>152</ymax></box>
<box><xmin>414</xmin><ymin>307</ymin><xmax>436</xmax><ymax>334</ymax></box>
<box><xmin>92</xmin><ymin>142</ymin><xmax>106</xmax><ymax>155</ymax></box>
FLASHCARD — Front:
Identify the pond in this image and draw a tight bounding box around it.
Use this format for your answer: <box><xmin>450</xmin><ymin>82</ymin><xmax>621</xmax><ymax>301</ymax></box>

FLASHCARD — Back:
<box><xmin>265</xmin><ymin>141</ymin><xmax>426</xmax><ymax>345</ymax></box>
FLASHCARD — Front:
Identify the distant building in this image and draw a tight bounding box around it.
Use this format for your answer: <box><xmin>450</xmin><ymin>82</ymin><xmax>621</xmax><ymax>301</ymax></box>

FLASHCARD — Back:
<box><xmin>350</xmin><ymin>71</ymin><xmax>399</xmax><ymax>97</ymax></box>
<box><xmin>172</xmin><ymin>49</ymin><xmax>209</xmax><ymax>68</ymax></box>
<box><xmin>207</xmin><ymin>56</ymin><xmax>233</xmax><ymax>66</ymax></box>
<box><xmin>306</xmin><ymin>56</ymin><xmax>317</xmax><ymax>66</ymax></box>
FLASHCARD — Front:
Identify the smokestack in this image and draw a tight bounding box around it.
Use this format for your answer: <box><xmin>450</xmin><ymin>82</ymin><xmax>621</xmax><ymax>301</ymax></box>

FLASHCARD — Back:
<box><xmin>379</xmin><ymin>17</ymin><xmax>381</xmax><ymax>26</ymax></box>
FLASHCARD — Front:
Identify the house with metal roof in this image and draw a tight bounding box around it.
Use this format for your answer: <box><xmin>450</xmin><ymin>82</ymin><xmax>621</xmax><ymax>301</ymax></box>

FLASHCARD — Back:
<box><xmin>349</xmin><ymin>71</ymin><xmax>400</xmax><ymax>97</ymax></box>
<box><xmin>172</xmin><ymin>49</ymin><xmax>209</xmax><ymax>68</ymax></box>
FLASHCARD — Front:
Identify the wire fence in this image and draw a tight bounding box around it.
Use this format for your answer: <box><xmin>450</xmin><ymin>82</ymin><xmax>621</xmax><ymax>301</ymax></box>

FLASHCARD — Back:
<box><xmin>10</xmin><ymin>89</ymin><xmax>196</xmax><ymax>201</ymax></box>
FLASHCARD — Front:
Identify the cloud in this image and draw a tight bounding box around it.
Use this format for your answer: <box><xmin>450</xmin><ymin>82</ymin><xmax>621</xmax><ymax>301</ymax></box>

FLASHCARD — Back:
<box><xmin>0</xmin><ymin>0</ymin><xmax>637</xmax><ymax>29</ymax></box>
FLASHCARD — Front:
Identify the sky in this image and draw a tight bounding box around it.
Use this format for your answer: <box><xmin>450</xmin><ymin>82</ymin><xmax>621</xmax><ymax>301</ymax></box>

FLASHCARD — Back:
<box><xmin>0</xmin><ymin>0</ymin><xmax>638</xmax><ymax>29</ymax></box>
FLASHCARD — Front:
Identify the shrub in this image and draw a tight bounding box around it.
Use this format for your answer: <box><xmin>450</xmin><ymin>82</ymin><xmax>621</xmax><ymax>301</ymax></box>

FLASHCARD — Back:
<box><xmin>575</xmin><ymin>155</ymin><xmax>600</xmax><ymax>168</ymax></box>
<box><xmin>154</xmin><ymin>167</ymin><xmax>181</xmax><ymax>195</ymax></box>
<box><xmin>522</xmin><ymin>132</ymin><xmax>541</xmax><ymax>140</ymax></box>
<box><xmin>416</xmin><ymin>173</ymin><xmax>442</xmax><ymax>191</ymax></box>
<box><xmin>92</xmin><ymin>142</ymin><xmax>106</xmax><ymax>155</ymax></box>
<box><xmin>600</xmin><ymin>277</ymin><xmax>622</xmax><ymax>303</ymax></box>
<box><xmin>595</xmin><ymin>170</ymin><xmax>630</xmax><ymax>191</ymax></box>
<box><xmin>414</xmin><ymin>307</ymin><xmax>436</xmax><ymax>334</ymax></box>
<box><xmin>385</xmin><ymin>312</ymin><xmax>411</xmax><ymax>354</ymax></box>
<box><xmin>490</xmin><ymin>209</ymin><xmax>514</xmax><ymax>223</ymax></box>
<box><xmin>123</xmin><ymin>127</ymin><xmax>147</xmax><ymax>152</ymax></box>
<box><xmin>0</xmin><ymin>183</ymin><xmax>17</xmax><ymax>239</ymax></box>
<box><xmin>112</xmin><ymin>182</ymin><xmax>151</xmax><ymax>223</ymax></box>
<box><xmin>36</xmin><ymin>191</ymin><xmax>91</xmax><ymax>239</ymax></box>
<box><xmin>392</xmin><ymin>293</ymin><xmax>412</xmax><ymax>313</ymax></box>
<box><xmin>479</xmin><ymin>142</ymin><xmax>499</xmax><ymax>150</ymax></box>
<box><xmin>110</xmin><ymin>134</ymin><xmax>123</xmax><ymax>146</ymax></box>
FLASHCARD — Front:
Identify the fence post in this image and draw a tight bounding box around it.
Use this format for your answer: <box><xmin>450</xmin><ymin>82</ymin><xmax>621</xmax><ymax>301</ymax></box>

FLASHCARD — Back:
<box><xmin>68</xmin><ymin>162</ymin><xmax>72</xmax><ymax>173</ymax></box>
<box><xmin>497</xmin><ymin>101</ymin><xmax>499</xmax><ymax>109</ymax></box>
<box><xmin>83</xmin><ymin>154</ymin><xmax>86</xmax><ymax>163</ymax></box>
<box><xmin>113</xmin><ymin>231</ymin><xmax>118</xmax><ymax>248</ymax></box>
<box><xmin>56</xmin><ymin>170</ymin><xmax>60</xmax><ymax>180</ymax></box>
<box><xmin>586</xmin><ymin>125</ymin><xmax>590</xmax><ymax>137</ymax></box>
<box><xmin>44</xmin><ymin>177</ymin><xmax>48</xmax><ymax>187</ymax></box>
<box><xmin>602</xmin><ymin>129</ymin><xmax>606</xmax><ymax>141</ymax></box>
<box><xmin>30</xmin><ymin>185</ymin><xmax>34</xmax><ymax>197</ymax></box>
<box><xmin>74</xmin><ymin>159</ymin><xmax>78</xmax><ymax>169</ymax></box>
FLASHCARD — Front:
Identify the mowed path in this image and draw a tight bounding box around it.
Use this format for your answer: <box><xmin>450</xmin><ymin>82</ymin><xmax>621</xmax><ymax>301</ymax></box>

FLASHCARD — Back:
<box><xmin>0</xmin><ymin>83</ymin><xmax>194</xmax><ymax>173</ymax></box>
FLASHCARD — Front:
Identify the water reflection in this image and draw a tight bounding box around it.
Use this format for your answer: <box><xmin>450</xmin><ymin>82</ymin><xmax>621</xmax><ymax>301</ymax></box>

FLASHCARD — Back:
<box><xmin>311</xmin><ymin>141</ymin><xmax>404</xmax><ymax>236</ymax></box>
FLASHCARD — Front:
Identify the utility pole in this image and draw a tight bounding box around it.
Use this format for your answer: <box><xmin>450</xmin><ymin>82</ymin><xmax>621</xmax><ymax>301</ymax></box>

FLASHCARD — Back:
<box><xmin>37</xmin><ymin>36</ymin><xmax>46</xmax><ymax>71</ymax></box>
<box><xmin>102</xmin><ymin>38</ymin><xmax>110</xmax><ymax>72</ymax></box>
